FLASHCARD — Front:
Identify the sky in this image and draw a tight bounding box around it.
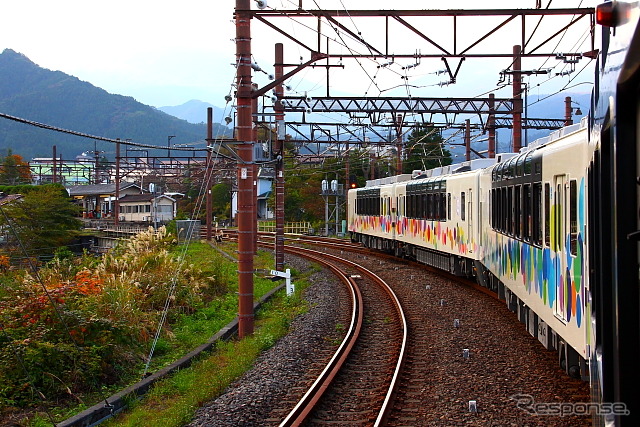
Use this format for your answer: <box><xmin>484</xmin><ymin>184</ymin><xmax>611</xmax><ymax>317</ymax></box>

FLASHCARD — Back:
<box><xmin>1</xmin><ymin>0</ymin><xmax>598</xmax><ymax>113</ymax></box>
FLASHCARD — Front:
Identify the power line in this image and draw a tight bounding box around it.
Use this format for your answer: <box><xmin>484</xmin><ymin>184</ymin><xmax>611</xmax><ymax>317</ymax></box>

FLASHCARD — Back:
<box><xmin>0</xmin><ymin>112</ymin><xmax>209</xmax><ymax>152</ymax></box>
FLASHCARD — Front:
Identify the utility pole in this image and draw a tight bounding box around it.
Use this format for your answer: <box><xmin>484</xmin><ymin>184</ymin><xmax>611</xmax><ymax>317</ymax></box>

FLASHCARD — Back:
<box><xmin>235</xmin><ymin>0</ymin><xmax>255</xmax><ymax>337</ymax></box>
<box><xmin>488</xmin><ymin>93</ymin><xmax>496</xmax><ymax>158</ymax></box>
<box><xmin>206</xmin><ymin>108</ymin><xmax>213</xmax><ymax>241</ymax></box>
<box><xmin>252</xmin><ymin>84</ymin><xmax>259</xmax><ymax>255</ymax></box>
<box><xmin>465</xmin><ymin>119</ymin><xmax>471</xmax><ymax>161</ymax></box>
<box><xmin>512</xmin><ymin>45</ymin><xmax>523</xmax><ymax>153</ymax></box>
<box><xmin>564</xmin><ymin>96</ymin><xmax>573</xmax><ymax>126</ymax></box>
<box><xmin>52</xmin><ymin>145</ymin><xmax>57</xmax><ymax>184</ymax></box>
<box><xmin>274</xmin><ymin>43</ymin><xmax>285</xmax><ymax>271</ymax></box>
<box><xmin>394</xmin><ymin>114</ymin><xmax>404</xmax><ymax>174</ymax></box>
<box><xmin>115</xmin><ymin>140</ymin><xmax>120</xmax><ymax>226</ymax></box>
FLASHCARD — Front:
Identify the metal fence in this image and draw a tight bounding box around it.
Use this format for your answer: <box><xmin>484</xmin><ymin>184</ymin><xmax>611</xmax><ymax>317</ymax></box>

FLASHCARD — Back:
<box><xmin>176</xmin><ymin>220</ymin><xmax>201</xmax><ymax>243</ymax></box>
<box><xmin>257</xmin><ymin>221</ymin><xmax>313</xmax><ymax>234</ymax></box>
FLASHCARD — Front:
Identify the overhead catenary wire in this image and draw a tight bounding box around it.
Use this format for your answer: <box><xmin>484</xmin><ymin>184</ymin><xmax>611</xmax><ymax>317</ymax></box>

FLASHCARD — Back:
<box><xmin>142</xmin><ymin>63</ymin><xmax>240</xmax><ymax>376</ymax></box>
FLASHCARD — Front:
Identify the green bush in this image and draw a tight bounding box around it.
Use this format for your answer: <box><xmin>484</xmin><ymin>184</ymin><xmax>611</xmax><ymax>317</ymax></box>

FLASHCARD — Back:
<box><xmin>0</xmin><ymin>229</ymin><xmax>239</xmax><ymax>408</ymax></box>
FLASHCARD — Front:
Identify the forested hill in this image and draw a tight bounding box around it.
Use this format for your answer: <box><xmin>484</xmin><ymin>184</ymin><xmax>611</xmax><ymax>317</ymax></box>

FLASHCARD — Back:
<box><xmin>0</xmin><ymin>49</ymin><xmax>230</xmax><ymax>160</ymax></box>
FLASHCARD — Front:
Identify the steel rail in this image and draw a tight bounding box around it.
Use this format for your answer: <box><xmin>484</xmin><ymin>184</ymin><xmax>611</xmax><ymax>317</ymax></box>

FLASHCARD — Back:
<box><xmin>277</xmin><ymin>245</ymin><xmax>363</xmax><ymax>427</ymax></box>
<box><xmin>276</xmin><ymin>244</ymin><xmax>408</xmax><ymax>426</ymax></box>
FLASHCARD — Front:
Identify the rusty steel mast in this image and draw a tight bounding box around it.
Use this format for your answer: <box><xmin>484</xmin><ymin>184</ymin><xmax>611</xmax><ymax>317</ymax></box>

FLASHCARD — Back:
<box><xmin>235</xmin><ymin>0</ymin><xmax>255</xmax><ymax>338</ymax></box>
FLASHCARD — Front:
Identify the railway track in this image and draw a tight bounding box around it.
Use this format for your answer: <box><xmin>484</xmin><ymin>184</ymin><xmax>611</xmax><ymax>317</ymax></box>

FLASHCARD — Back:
<box><xmin>196</xmin><ymin>231</ymin><xmax>589</xmax><ymax>425</ymax></box>
<box><xmin>266</xmin><ymin>244</ymin><xmax>407</xmax><ymax>426</ymax></box>
<box><xmin>295</xmin><ymin>240</ymin><xmax>591</xmax><ymax>425</ymax></box>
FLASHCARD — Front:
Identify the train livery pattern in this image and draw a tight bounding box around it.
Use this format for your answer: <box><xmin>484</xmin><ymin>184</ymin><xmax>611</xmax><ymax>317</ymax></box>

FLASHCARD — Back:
<box><xmin>348</xmin><ymin>121</ymin><xmax>591</xmax><ymax>379</ymax></box>
<box><xmin>349</xmin><ymin>3</ymin><xmax>640</xmax><ymax>424</ymax></box>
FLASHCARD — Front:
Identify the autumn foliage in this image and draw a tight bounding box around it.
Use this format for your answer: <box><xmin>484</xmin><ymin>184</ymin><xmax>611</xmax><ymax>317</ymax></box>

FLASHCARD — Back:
<box><xmin>0</xmin><ymin>227</ymin><xmax>232</xmax><ymax>408</ymax></box>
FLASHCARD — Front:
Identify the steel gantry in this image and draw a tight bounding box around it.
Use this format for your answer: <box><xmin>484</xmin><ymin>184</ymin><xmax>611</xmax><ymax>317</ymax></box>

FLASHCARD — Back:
<box><xmin>233</xmin><ymin>2</ymin><xmax>596</xmax><ymax>338</ymax></box>
<box><xmin>248</xmin><ymin>6</ymin><xmax>595</xmax><ymax>87</ymax></box>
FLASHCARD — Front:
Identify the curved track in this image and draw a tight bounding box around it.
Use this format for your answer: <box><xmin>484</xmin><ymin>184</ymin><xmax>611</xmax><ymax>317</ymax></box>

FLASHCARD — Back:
<box><xmin>271</xmin><ymin>244</ymin><xmax>408</xmax><ymax>426</ymax></box>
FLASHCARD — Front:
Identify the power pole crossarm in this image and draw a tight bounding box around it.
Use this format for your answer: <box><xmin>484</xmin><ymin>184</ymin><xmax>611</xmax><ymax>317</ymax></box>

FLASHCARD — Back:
<box><xmin>251</xmin><ymin>52</ymin><xmax>327</xmax><ymax>99</ymax></box>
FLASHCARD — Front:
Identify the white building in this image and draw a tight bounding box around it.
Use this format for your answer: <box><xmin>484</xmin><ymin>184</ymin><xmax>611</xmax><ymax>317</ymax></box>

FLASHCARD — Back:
<box><xmin>118</xmin><ymin>194</ymin><xmax>176</xmax><ymax>224</ymax></box>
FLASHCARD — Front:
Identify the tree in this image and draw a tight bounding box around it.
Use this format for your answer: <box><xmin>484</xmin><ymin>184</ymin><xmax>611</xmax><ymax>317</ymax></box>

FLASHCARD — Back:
<box><xmin>0</xmin><ymin>150</ymin><xmax>32</xmax><ymax>185</ymax></box>
<box><xmin>403</xmin><ymin>125</ymin><xmax>453</xmax><ymax>174</ymax></box>
<box><xmin>211</xmin><ymin>182</ymin><xmax>232</xmax><ymax>220</ymax></box>
<box><xmin>0</xmin><ymin>185</ymin><xmax>82</xmax><ymax>256</ymax></box>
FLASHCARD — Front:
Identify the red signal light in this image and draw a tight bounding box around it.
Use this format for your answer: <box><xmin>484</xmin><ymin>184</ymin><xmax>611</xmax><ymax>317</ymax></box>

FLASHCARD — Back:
<box><xmin>596</xmin><ymin>1</ymin><xmax>631</xmax><ymax>27</ymax></box>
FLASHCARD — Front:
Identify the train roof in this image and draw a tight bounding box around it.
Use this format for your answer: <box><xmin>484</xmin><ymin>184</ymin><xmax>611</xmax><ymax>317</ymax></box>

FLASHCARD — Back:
<box><xmin>365</xmin><ymin>174</ymin><xmax>412</xmax><ymax>188</ymax></box>
<box><xmin>360</xmin><ymin>117</ymin><xmax>588</xmax><ymax>189</ymax></box>
<box><xmin>524</xmin><ymin>116</ymin><xmax>587</xmax><ymax>152</ymax></box>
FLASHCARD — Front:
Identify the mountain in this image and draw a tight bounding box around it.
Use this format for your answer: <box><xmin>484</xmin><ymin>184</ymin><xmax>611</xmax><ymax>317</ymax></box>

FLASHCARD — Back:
<box><xmin>0</xmin><ymin>49</ymin><xmax>231</xmax><ymax>160</ymax></box>
<box><xmin>159</xmin><ymin>100</ymin><xmax>229</xmax><ymax>125</ymax></box>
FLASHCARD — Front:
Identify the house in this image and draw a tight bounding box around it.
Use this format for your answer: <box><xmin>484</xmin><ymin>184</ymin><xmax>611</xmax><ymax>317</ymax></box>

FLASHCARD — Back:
<box><xmin>118</xmin><ymin>193</ymin><xmax>176</xmax><ymax>223</ymax></box>
<box><xmin>66</xmin><ymin>183</ymin><xmax>143</xmax><ymax>218</ymax></box>
<box><xmin>231</xmin><ymin>166</ymin><xmax>274</xmax><ymax>222</ymax></box>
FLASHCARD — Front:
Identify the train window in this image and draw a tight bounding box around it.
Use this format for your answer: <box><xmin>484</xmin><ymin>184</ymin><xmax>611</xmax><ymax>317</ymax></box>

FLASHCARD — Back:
<box><xmin>556</xmin><ymin>182</ymin><xmax>563</xmax><ymax>252</ymax></box>
<box><xmin>533</xmin><ymin>183</ymin><xmax>542</xmax><ymax>246</ymax></box>
<box><xmin>570</xmin><ymin>180</ymin><xmax>578</xmax><ymax>256</ymax></box>
<box><xmin>544</xmin><ymin>183</ymin><xmax>551</xmax><ymax>247</ymax></box>
<box><xmin>501</xmin><ymin>161</ymin><xmax>510</xmax><ymax>180</ymax></box>
<box><xmin>412</xmin><ymin>194</ymin><xmax>417</xmax><ymax>218</ymax></box>
<box><xmin>523</xmin><ymin>184</ymin><xmax>531</xmax><ymax>241</ymax></box>
<box><xmin>407</xmin><ymin>194</ymin><xmax>413</xmax><ymax>218</ymax></box>
<box><xmin>413</xmin><ymin>194</ymin><xmax>418</xmax><ymax>218</ymax></box>
<box><xmin>499</xmin><ymin>188</ymin><xmax>504</xmax><ymax>231</ymax></box>
<box><xmin>509</xmin><ymin>157</ymin><xmax>517</xmax><ymax>178</ymax></box>
<box><xmin>516</xmin><ymin>155</ymin><xmax>526</xmax><ymax>176</ymax></box>
<box><xmin>492</xmin><ymin>189</ymin><xmax>497</xmax><ymax>229</ymax></box>
<box><xmin>413</xmin><ymin>194</ymin><xmax>418</xmax><ymax>219</ymax></box>
<box><xmin>461</xmin><ymin>192</ymin><xmax>466</xmax><ymax>221</ymax></box>
<box><xmin>507</xmin><ymin>187</ymin><xmax>513</xmax><ymax>234</ymax></box>
<box><xmin>447</xmin><ymin>193</ymin><xmax>452</xmax><ymax>220</ymax></box>
<box><xmin>515</xmin><ymin>185</ymin><xmax>521</xmax><ymax>237</ymax></box>
<box><xmin>441</xmin><ymin>193</ymin><xmax>447</xmax><ymax>220</ymax></box>
<box><xmin>494</xmin><ymin>190</ymin><xmax>498</xmax><ymax>230</ymax></box>
<box><xmin>499</xmin><ymin>189</ymin><xmax>504</xmax><ymax>231</ymax></box>
<box><xmin>524</xmin><ymin>153</ymin><xmax>533</xmax><ymax>175</ymax></box>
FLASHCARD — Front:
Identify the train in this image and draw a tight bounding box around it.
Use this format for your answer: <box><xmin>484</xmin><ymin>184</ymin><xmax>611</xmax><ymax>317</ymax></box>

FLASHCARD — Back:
<box><xmin>347</xmin><ymin>2</ymin><xmax>639</xmax><ymax>425</ymax></box>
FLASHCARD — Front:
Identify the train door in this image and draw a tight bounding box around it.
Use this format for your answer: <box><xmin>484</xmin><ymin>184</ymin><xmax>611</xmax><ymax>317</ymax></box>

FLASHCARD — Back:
<box><xmin>391</xmin><ymin>195</ymin><xmax>397</xmax><ymax>240</ymax></box>
<box><xmin>468</xmin><ymin>188</ymin><xmax>473</xmax><ymax>245</ymax></box>
<box><xmin>553</xmin><ymin>174</ymin><xmax>568</xmax><ymax>322</ymax></box>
